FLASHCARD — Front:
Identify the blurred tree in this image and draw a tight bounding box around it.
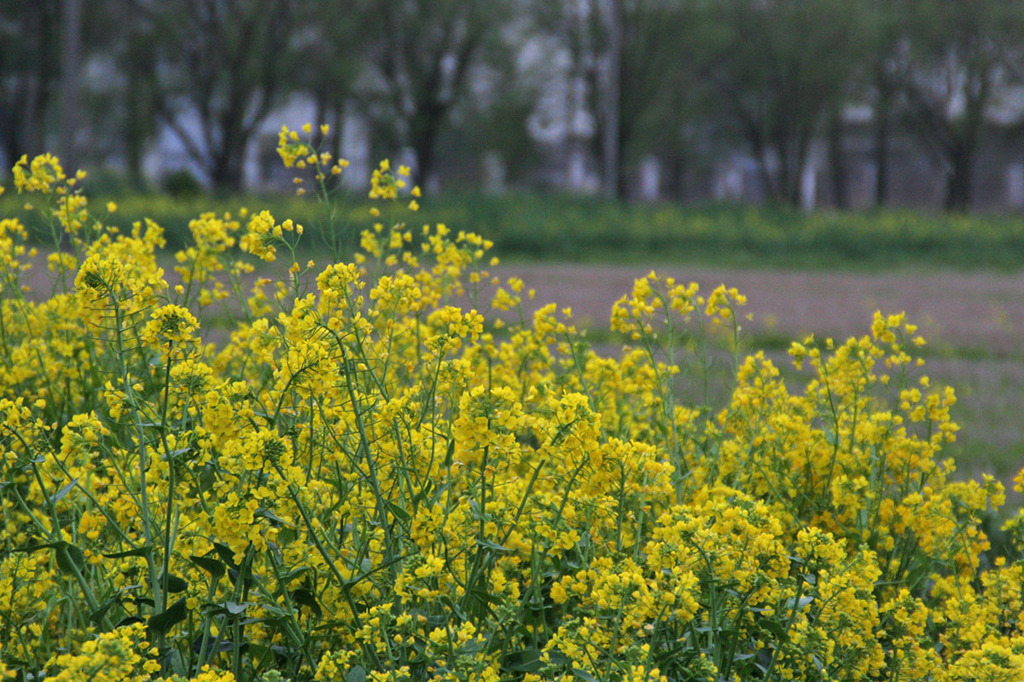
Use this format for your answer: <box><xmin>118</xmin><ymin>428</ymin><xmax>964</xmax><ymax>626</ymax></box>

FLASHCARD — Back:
<box><xmin>860</xmin><ymin>0</ymin><xmax>909</xmax><ymax>207</ymax></box>
<box><xmin>125</xmin><ymin>0</ymin><xmax>308</xmax><ymax>191</ymax></box>
<box><xmin>527</xmin><ymin>0</ymin><xmax>599</xmax><ymax>191</ymax></box>
<box><xmin>290</xmin><ymin>0</ymin><xmax>369</xmax><ymax>168</ymax></box>
<box><xmin>0</xmin><ymin>2</ymin><xmax>61</xmax><ymax>167</ymax></box>
<box><xmin>60</xmin><ymin>0</ymin><xmax>84</xmax><ymax>172</ymax></box>
<box><xmin>892</xmin><ymin>0</ymin><xmax>1024</xmax><ymax>211</ymax></box>
<box><xmin>0</xmin><ymin>0</ymin><xmax>154</xmax><ymax>180</ymax></box>
<box><xmin>595</xmin><ymin>0</ymin><xmax>621</xmax><ymax>199</ymax></box>
<box><xmin>533</xmin><ymin>0</ymin><xmax>700</xmax><ymax>199</ymax></box>
<box><xmin>438</xmin><ymin>28</ymin><xmax>545</xmax><ymax>189</ymax></box>
<box><xmin>585</xmin><ymin>0</ymin><xmax>667</xmax><ymax>199</ymax></box>
<box><xmin>96</xmin><ymin>1</ymin><xmax>161</xmax><ymax>188</ymax></box>
<box><xmin>614</xmin><ymin>0</ymin><xmax>702</xmax><ymax>200</ymax></box>
<box><xmin>689</xmin><ymin>0</ymin><xmax>874</xmax><ymax>206</ymax></box>
<box><xmin>360</xmin><ymin>0</ymin><xmax>513</xmax><ymax>188</ymax></box>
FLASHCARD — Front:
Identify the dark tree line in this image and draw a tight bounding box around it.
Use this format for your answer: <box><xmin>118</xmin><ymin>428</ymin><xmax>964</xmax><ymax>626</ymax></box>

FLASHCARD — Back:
<box><xmin>3</xmin><ymin>0</ymin><xmax>1024</xmax><ymax>210</ymax></box>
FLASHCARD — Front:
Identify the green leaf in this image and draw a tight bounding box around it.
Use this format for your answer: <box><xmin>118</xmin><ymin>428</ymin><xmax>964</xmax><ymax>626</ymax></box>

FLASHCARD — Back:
<box><xmin>103</xmin><ymin>547</ymin><xmax>152</xmax><ymax>559</ymax></box>
<box><xmin>346</xmin><ymin>665</ymin><xmax>367</xmax><ymax>682</ymax></box>
<box><xmin>148</xmin><ymin>598</ymin><xmax>187</xmax><ymax>637</ymax></box>
<box><xmin>212</xmin><ymin>542</ymin><xmax>239</xmax><ymax>569</ymax></box>
<box><xmin>54</xmin><ymin>542</ymin><xmax>87</xmax><ymax>576</ymax></box>
<box><xmin>12</xmin><ymin>542</ymin><xmax>59</xmax><ymax>554</ymax></box>
<box><xmin>256</xmin><ymin>508</ymin><xmax>289</xmax><ymax>526</ymax></box>
<box><xmin>160</xmin><ymin>573</ymin><xmax>189</xmax><ymax>593</ymax></box>
<box><xmin>291</xmin><ymin>588</ymin><xmax>322</xmax><ymax>619</ymax></box>
<box><xmin>47</xmin><ymin>479</ymin><xmax>78</xmax><ymax>506</ymax></box>
<box><xmin>276</xmin><ymin>526</ymin><xmax>298</xmax><ymax>545</ymax></box>
<box><xmin>280</xmin><ymin>566</ymin><xmax>310</xmax><ymax>582</ymax></box>
<box><xmin>384</xmin><ymin>500</ymin><xmax>410</xmax><ymax>523</ymax></box>
<box><xmin>89</xmin><ymin>599</ymin><xmax>117</xmax><ymax>625</ymax></box>
<box><xmin>412</xmin><ymin>479</ymin><xmax>433</xmax><ymax>504</ymax></box>
<box><xmin>224</xmin><ymin>601</ymin><xmax>249</xmax><ymax>615</ymax></box>
<box><xmin>189</xmin><ymin>554</ymin><xmax>226</xmax><ymax>580</ymax></box>
<box><xmin>201</xmin><ymin>601</ymin><xmax>250</xmax><ymax>617</ymax></box>
<box><xmin>504</xmin><ymin>647</ymin><xmax>545</xmax><ymax>673</ymax></box>
<box><xmin>162</xmin><ymin>447</ymin><xmax>192</xmax><ymax>462</ymax></box>
<box><xmin>476</xmin><ymin>538</ymin><xmax>511</xmax><ymax>553</ymax></box>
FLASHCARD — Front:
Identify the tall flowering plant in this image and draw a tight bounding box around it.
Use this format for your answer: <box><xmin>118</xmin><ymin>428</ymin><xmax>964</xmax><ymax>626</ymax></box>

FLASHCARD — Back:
<box><xmin>0</xmin><ymin>131</ymin><xmax>1020</xmax><ymax>681</ymax></box>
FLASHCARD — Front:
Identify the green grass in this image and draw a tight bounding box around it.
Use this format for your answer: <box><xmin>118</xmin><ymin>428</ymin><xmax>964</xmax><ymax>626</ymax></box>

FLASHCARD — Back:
<box><xmin>6</xmin><ymin>189</ymin><xmax>1024</xmax><ymax>269</ymax></box>
<box><xmin>386</xmin><ymin>193</ymin><xmax>1024</xmax><ymax>268</ymax></box>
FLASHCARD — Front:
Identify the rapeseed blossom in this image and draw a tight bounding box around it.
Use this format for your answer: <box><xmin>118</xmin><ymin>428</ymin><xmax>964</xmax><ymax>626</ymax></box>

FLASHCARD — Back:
<box><xmin>1</xmin><ymin>150</ymin><xmax>1023</xmax><ymax>682</ymax></box>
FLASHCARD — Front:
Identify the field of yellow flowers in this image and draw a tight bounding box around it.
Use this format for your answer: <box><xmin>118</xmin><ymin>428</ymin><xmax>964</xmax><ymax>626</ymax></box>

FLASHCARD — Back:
<box><xmin>2</xmin><ymin>130</ymin><xmax>1024</xmax><ymax>681</ymax></box>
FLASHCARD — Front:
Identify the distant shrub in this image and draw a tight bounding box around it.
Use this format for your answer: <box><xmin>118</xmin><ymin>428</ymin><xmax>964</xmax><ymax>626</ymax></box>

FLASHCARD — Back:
<box><xmin>162</xmin><ymin>168</ymin><xmax>204</xmax><ymax>197</ymax></box>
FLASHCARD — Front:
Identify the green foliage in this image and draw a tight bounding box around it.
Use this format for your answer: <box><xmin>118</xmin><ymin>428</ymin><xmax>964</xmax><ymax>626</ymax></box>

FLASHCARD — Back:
<box><xmin>161</xmin><ymin>170</ymin><xmax>204</xmax><ymax>198</ymax></box>
<box><xmin>8</xmin><ymin>189</ymin><xmax>1024</xmax><ymax>267</ymax></box>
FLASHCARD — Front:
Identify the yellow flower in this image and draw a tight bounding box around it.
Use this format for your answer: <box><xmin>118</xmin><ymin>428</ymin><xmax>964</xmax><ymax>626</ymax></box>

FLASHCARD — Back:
<box><xmin>141</xmin><ymin>304</ymin><xmax>199</xmax><ymax>347</ymax></box>
<box><xmin>13</xmin><ymin>153</ymin><xmax>66</xmax><ymax>193</ymax></box>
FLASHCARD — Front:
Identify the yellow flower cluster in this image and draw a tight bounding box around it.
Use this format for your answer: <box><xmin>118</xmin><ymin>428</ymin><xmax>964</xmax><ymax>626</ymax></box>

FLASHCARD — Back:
<box><xmin>0</xmin><ymin>217</ymin><xmax>34</xmax><ymax>290</ymax></box>
<box><xmin>173</xmin><ymin>211</ymin><xmax>242</xmax><ymax>307</ymax></box>
<box><xmin>1</xmin><ymin>152</ymin><xmax>1022</xmax><ymax>682</ymax></box>
<box><xmin>240</xmin><ymin>209</ymin><xmax>302</xmax><ymax>262</ymax></box>
<box><xmin>141</xmin><ymin>304</ymin><xmax>200</xmax><ymax>347</ymax></box>
<box><xmin>45</xmin><ymin>623</ymin><xmax>161</xmax><ymax>680</ymax></box>
<box><xmin>369</xmin><ymin>158</ymin><xmax>420</xmax><ymax>210</ymax></box>
<box><xmin>276</xmin><ymin>124</ymin><xmax>350</xmax><ymax>195</ymax></box>
<box><xmin>12</xmin><ymin>152</ymin><xmax>68</xmax><ymax>194</ymax></box>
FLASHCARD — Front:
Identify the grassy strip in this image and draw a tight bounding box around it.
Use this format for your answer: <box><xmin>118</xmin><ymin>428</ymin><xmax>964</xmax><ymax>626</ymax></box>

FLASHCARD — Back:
<box><xmin>6</xmin><ymin>190</ymin><xmax>1024</xmax><ymax>268</ymax></box>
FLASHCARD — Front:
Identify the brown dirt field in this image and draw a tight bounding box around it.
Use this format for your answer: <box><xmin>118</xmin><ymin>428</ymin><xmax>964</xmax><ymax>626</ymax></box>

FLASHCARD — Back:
<box><xmin>495</xmin><ymin>262</ymin><xmax>1024</xmax><ymax>488</ymax></box>
<box><xmin>495</xmin><ymin>263</ymin><xmax>1024</xmax><ymax>356</ymax></box>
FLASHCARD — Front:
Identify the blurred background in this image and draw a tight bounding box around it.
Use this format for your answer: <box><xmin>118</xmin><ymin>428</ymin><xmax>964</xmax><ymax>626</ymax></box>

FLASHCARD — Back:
<box><xmin>4</xmin><ymin>0</ymin><xmax>1024</xmax><ymax>212</ymax></box>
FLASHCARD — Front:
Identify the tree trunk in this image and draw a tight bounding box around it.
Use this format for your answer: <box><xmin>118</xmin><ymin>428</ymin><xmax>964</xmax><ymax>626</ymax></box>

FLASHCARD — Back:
<box><xmin>944</xmin><ymin>145</ymin><xmax>974</xmax><ymax>212</ymax></box>
<box><xmin>755</xmin><ymin>153</ymin><xmax>779</xmax><ymax>204</ymax></box>
<box><xmin>120</xmin><ymin>7</ymin><xmax>157</xmax><ymax>189</ymax></box>
<box><xmin>827</xmin><ymin>107</ymin><xmax>849</xmax><ymax>209</ymax></box>
<box><xmin>748</xmin><ymin>129</ymin><xmax>778</xmax><ymax>203</ymax></box>
<box><xmin>210</xmin><ymin>160</ymin><xmax>243</xmax><ymax>193</ymax></box>
<box><xmin>779</xmin><ymin>142</ymin><xmax>802</xmax><ymax>208</ymax></box>
<box><xmin>409</xmin><ymin>100</ymin><xmax>444</xmax><ymax>191</ymax></box>
<box><xmin>210</xmin><ymin>134</ymin><xmax>247</xmax><ymax>193</ymax></box>
<box><xmin>125</xmin><ymin>66</ymin><xmax>151</xmax><ymax>189</ymax></box>
<box><xmin>663</xmin><ymin>152</ymin><xmax>687</xmax><ymax>201</ymax></box>
<box><xmin>597</xmin><ymin>0</ymin><xmax>622</xmax><ymax>200</ymax></box>
<box><xmin>1</xmin><ymin>111</ymin><xmax>24</xmax><ymax>167</ymax></box>
<box><xmin>874</xmin><ymin>77</ymin><xmax>891</xmax><ymax>207</ymax></box>
<box><xmin>18</xmin><ymin>4</ymin><xmax>57</xmax><ymax>159</ymax></box>
<box><xmin>330</xmin><ymin>103</ymin><xmax>345</xmax><ymax>168</ymax></box>
<box><xmin>59</xmin><ymin>0</ymin><xmax>82</xmax><ymax>172</ymax></box>
<box><xmin>785</xmin><ymin>165</ymin><xmax>802</xmax><ymax>207</ymax></box>
<box><xmin>414</xmin><ymin>135</ymin><xmax>437</xmax><ymax>193</ymax></box>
